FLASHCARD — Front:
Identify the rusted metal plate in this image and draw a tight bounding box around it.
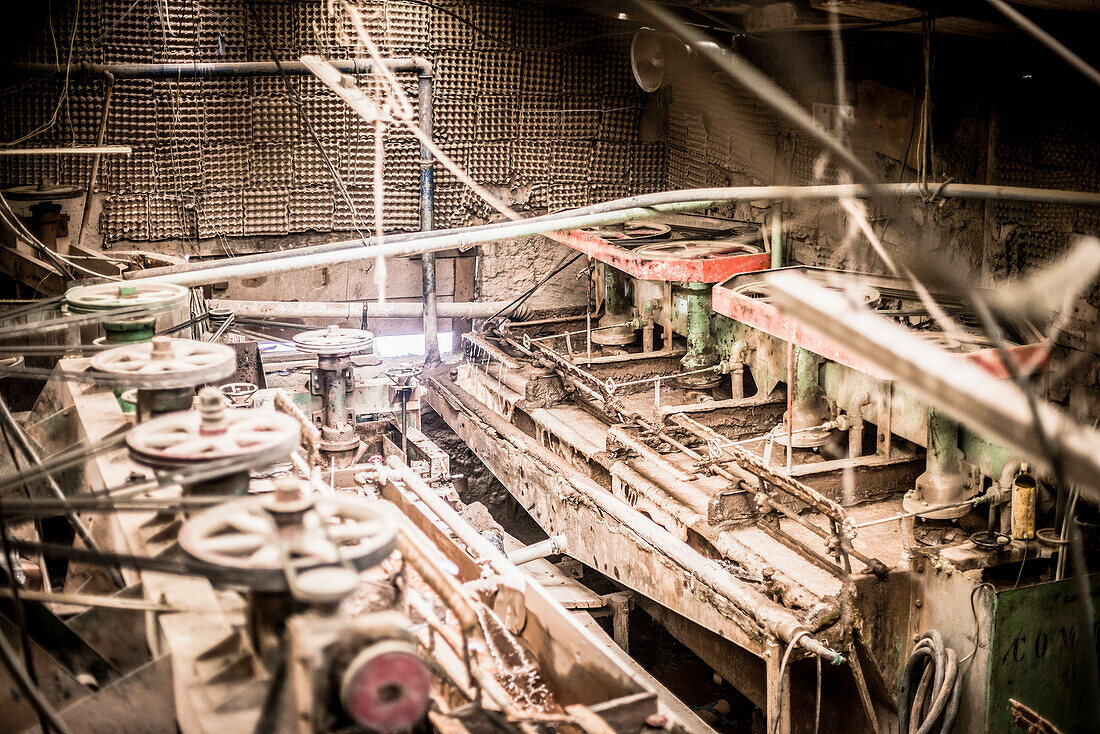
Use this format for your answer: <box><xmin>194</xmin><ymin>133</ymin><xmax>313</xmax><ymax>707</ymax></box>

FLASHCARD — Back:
<box><xmin>712</xmin><ymin>268</ymin><xmax>1050</xmax><ymax>379</ymax></box>
<box><xmin>557</xmin><ymin>229</ymin><xmax>771</xmax><ymax>283</ymax></box>
<box><xmin>987</xmin><ymin>573</ymin><xmax>1100</xmax><ymax>734</ymax></box>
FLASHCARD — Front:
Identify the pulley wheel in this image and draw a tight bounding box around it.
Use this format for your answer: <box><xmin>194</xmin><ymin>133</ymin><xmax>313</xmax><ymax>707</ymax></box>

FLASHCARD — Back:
<box><xmin>126</xmin><ymin>406</ymin><xmax>300</xmax><ymax>469</ymax></box>
<box><xmin>91</xmin><ymin>337</ymin><xmax>236</xmax><ymax>389</ymax></box>
<box><xmin>65</xmin><ymin>282</ymin><xmax>188</xmax><ymax>314</ymax></box>
<box><xmin>293</xmin><ymin>325</ymin><xmax>375</xmax><ymax>356</ymax></box>
<box><xmin>178</xmin><ymin>494</ymin><xmax>396</xmax><ymax>591</ymax></box>
<box><xmin>385</xmin><ymin>365</ymin><xmax>422</xmax><ymax>386</ymax></box>
<box><xmin>732</xmin><ymin>279</ymin><xmax>880</xmax><ymax>309</ymax></box>
<box><xmin>583</xmin><ymin>221</ymin><xmax>672</xmax><ymax>244</ymax></box>
<box><xmin>3</xmin><ymin>183</ymin><xmax>84</xmax><ymax>201</ymax></box>
<box><xmin>633</xmin><ymin>240</ymin><xmax>763</xmax><ymax>261</ymax></box>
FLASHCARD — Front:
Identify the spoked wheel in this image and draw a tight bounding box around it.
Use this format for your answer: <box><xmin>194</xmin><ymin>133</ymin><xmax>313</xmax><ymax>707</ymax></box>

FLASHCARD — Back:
<box><xmin>178</xmin><ymin>495</ymin><xmax>396</xmax><ymax>591</ymax></box>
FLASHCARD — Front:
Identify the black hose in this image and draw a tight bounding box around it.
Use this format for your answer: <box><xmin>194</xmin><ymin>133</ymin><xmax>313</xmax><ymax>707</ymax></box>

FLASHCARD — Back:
<box><xmin>898</xmin><ymin>630</ymin><xmax>962</xmax><ymax>734</ymax></box>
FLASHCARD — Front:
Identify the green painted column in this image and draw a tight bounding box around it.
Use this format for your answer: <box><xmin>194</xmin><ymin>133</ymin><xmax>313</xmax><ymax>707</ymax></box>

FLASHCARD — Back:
<box><xmin>677</xmin><ymin>282</ymin><xmax>720</xmax><ymax>389</ymax></box>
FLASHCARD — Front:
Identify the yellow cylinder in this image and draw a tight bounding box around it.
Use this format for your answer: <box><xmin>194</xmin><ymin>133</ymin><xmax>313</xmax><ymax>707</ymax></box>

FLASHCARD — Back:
<box><xmin>1011</xmin><ymin>472</ymin><xmax>1037</xmax><ymax>540</ymax></box>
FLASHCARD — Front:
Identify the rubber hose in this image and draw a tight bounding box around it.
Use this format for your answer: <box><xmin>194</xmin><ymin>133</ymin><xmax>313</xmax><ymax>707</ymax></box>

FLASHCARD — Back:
<box><xmin>898</xmin><ymin>630</ymin><xmax>961</xmax><ymax>734</ymax></box>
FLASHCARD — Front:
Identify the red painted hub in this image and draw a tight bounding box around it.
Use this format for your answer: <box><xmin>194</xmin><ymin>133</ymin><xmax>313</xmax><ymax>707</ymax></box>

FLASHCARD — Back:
<box><xmin>341</xmin><ymin>641</ymin><xmax>431</xmax><ymax>733</ymax></box>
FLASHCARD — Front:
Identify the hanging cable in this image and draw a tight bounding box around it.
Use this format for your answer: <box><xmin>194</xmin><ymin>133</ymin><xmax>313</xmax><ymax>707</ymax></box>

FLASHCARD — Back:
<box><xmin>0</xmin><ymin>490</ymin><xmax>53</xmax><ymax>734</ymax></box>
<box><xmin>898</xmin><ymin>630</ymin><xmax>962</xmax><ymax>734</ymax></box>
<box><xmin>770</xmin><ymin>630</ymin><xmax>809</xmax><ymax>734</ymax></box>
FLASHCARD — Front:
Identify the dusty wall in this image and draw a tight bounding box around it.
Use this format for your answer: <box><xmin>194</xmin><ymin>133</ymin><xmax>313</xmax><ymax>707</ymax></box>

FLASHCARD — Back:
<box><xmin>659</xmin><ymin>35</ymin><xmax>1100</xmax><ymax>419</ymax></box>
<box><xmin>2</xmin><ymin>1</ymin><xmax>667</xmax><ymax>320</ymax></box>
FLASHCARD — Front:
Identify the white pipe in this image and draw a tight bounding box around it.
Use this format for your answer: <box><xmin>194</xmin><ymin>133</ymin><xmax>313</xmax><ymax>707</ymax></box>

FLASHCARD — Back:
<box><xmin>384</xmin><ymin>456</ymin><xmax>524</xmax><ymax>589</ymax></box>
<box><xmin>208</xmin><ymin>298</ymin><xmax>524</xmax><ymax>320</ymax></box>
<box><xmin>508</xmin><ymin>534</ymin><xmax>567</xmax><ymax>566</ymax></box>
<box><xmin>125</xmin><ymin>183</ymin><xmax>1100</xmax><ymax>290</ymax></box>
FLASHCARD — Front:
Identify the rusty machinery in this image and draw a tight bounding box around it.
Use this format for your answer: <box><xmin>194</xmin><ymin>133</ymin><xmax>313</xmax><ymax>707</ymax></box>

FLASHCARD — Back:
<box><xmin>65</xmin><ymin>281</ymin><xmax>189</xmax><ymax>345</ymax></box>
<box><xmin>425</xmin><ymin>217</ymin><xmax>1084</xmax><ymax>734</ymax></box>
<box><xmin>0</xmin><ymin>301</ymin><xmax>705</xmax><ymax>734</ymax></box>
<box><xmin>292</xmin><ymin>325</ymin><xmax>379</xmax><ymax>463</ymax></box>
<box><xmin>90</xmin><ymin>336</ymin><xmax>237</xmax><ymax>419</ymax></box>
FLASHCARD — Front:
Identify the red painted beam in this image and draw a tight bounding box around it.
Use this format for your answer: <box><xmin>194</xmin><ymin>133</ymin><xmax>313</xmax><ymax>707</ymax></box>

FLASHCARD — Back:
<box><xmin>712</xmin><ymin>272</ymin><xmax>1050</xmax><ymax>380</ymax></box>
<box><xmin>558</xmin><ymin>229</ymin><xmax>771</xmax><ymax>283</ymax></box>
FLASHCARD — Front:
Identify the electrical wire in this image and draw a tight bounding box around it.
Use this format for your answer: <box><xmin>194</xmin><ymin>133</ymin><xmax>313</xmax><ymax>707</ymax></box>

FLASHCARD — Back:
<box><xmin>486</xmin><ymin>251</ymin><xmax>584</xmax><ymax>324</ymax></box>
<box><xmin>245</xmin><ymin>2</ymin><xmax>367</xmax><ymax>243</ymax></box>
<box><xmin>898</xmin><ymin>630</ymin><xmax>962</xmax><ymax>734</ymax></box>
<box><xmin>2</xmin><ymin>0</ymin><xmax>80</xmax><ymax>148</ymax></box>
<box><xmin>0</xmin><ymin>191</ymin><xmax>121</xmax><ymax>281</ymax></box>
<box><xmin>769</xmin><ymin>630</ymin><xmax>809</xmax><ymax>734</ymax></box>
<box><xmin>965</xmin><ymin>290</ymin><xmax>1100</xmax><ymax>728</ymax></box>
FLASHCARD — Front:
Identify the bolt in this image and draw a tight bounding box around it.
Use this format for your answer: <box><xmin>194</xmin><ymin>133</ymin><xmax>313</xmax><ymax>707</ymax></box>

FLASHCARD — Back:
<box><xmin>150</xmin><ymin>336</ymin><xmax>173</xmax><ymax>360</ymax></box>
<box><xmin>198</xmin><ymin>387</ymin><xmax>228</xmax><ymax>434</ymax></box>
<box><xmin>914</xmin><ymin>599</ymin><xmax>923</xmax><ymax>608</ymax></box>
<box><xmin>274</xmin><ymin>478</ymin><xmax>304</xmax><ymax>505</ymax></box>
<box><xmin>326</xmin><ymin>324</ymin><xmax>339</xmax><ymax>338</ymax></box>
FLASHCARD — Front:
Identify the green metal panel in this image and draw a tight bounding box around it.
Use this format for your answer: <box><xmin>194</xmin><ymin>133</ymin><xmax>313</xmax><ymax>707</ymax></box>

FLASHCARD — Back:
<box><xmin>988</xmin><ymin>573</ymin><xmax>1100</xmax><ymax>733</ymax></box>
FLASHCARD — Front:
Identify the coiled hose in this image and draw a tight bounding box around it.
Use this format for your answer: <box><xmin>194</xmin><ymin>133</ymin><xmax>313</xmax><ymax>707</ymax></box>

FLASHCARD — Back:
<box><xmin>898</xmin><ymin>630</ymin><xmax>963</xmax><ymax>734</ymax></box>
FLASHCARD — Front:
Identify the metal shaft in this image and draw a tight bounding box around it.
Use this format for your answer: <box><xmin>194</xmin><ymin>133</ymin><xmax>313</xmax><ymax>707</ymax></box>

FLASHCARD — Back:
<box><xmin>0</xmin><ymin>397</ymin><xmax>125</xmax><ymax>588</ymax></box>
<box><xmin>122</xmin><ymin>183</ymin><xmax>1100</xmax><ymax>290</ymax></box>
<box><xmin>5</xmin><ymin>58</ymin><xmax>430</xmax><ymax>79</ymax></box>
<box><xmin>418</xmin><ymin>70</ymin><xmax>438</xmax><ymax>365</ymax></box>
<box><xmin>206</xmin><ymin>299</ymin><xmax>522</xmax><ymax>320</ymax></box>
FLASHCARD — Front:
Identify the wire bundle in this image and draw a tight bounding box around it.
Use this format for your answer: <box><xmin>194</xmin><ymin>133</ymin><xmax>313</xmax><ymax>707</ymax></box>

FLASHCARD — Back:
<box><xmin>898</xmin><ymin>630</ymin><xmax>963</xmax><ymax>734</ymax></box>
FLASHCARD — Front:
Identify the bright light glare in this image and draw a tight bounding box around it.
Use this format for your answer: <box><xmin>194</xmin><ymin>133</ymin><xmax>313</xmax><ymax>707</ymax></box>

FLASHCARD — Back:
<box><xmin>374</xmin><ymin>332</ymin><xmax>454</xmax><ymax>358</ymax></box>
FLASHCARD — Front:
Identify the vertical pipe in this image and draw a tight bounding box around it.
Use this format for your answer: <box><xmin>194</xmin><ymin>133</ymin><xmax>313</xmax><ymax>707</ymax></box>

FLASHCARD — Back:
<box><xmin>418</xmin><ymin>70</ymin><xmax>439</xmax><ymax>365</ymax></box>
<box><xmin>786</xmin><ymin>341</ymin><xmax>794</xmax><ymax>469</ymax></box>
<box><xmin>770</xmin><ymin>211</ymin><xmax>782</xmax><ymax>269</ymax></box>
<box><xmin>323</xmin><ymin>370</ymin><xmax>347</xmax><ymax>434</ymax></box>
<box><xmin>76</xmin><ymin>72</ymin><xmax>114</xmax><ymax>251</ymax></box>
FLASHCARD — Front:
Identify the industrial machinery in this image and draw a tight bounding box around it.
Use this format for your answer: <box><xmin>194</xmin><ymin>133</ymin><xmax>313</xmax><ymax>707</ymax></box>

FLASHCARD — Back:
<box><xmin>424</xmin><ymin>217</ymin><xmax>1094</xmax><ymax>734</ymax></box>
<box><xmin>0</xmin><ymin>286</ymin><xmax>707</xmax><ymax>734</ymax></box>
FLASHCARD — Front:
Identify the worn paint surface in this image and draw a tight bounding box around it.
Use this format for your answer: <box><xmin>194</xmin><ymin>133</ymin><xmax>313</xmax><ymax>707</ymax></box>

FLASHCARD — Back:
<box><xmin>559</xmin><ymin>229</ymin><xmax>771</xmax><ymax>283</ymax></box>
<box><xmin>988</xmin><ymin>574</ymin><xmax>1100</xmax><ymax>734</ymax></box>
<box><xmin>712</xmin><ymin>269</ymin><xmax>1049</xmax><ymax>380</ymax></box>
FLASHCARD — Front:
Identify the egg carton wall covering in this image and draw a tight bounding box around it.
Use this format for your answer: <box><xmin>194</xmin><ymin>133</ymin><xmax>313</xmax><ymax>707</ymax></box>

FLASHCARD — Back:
<box><xmin>2</xmin><ymin>0</ymin><xmax>666</xmax><ymax>244</ymax></box>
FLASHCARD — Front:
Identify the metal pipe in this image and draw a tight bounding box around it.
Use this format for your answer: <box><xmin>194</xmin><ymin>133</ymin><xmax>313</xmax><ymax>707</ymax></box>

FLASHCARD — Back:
<box><xmin>207</xmin><ymin>298</ymin><xmax>525</xmax><ymax>320</ymax></box>
<box><xmin>770</xmin><ymin>212</ymin><xmax>782</xmax><ymax>270</ymax></box>
<box><xmin>75</xmin><ymin>73</ymin><xmax>113</xmax><ymax>252</ymax></box>
<box><xmin>395</xmin><ymin>528</ymin><xmax>479</xmax><ymax>637</ymax></box>
<box><xmin>508</xmin><ymin>534</ymin><xmax>567</xmax><ymax>566</ymax></box>
<box><xmin>418</xmin><ymin>70</ymin><xmax>438</xmax><ymax>364</ymax></box>
<box><xmin>385</xmin><ymin>456</ymin><xmax>522</xmax><ymax>588</ymax></box>
<box><xmin>5</xmin><ymin>58</ymin><xmax>430</xmax><ymax>78</ymax></box>
<box><xmin>122</xmin><ymin>183</ymin><xmax>1100</xmax><ymax>290</ymax></box>
<box><xmin>848</xmin><ymin>392</ymin><xmax>870</xmax><ymax>459</ymax></box>
<box><xmin>0</xmin><ymin>397</ymin><xmax>124</xmax><ymax>588</ymax></box>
